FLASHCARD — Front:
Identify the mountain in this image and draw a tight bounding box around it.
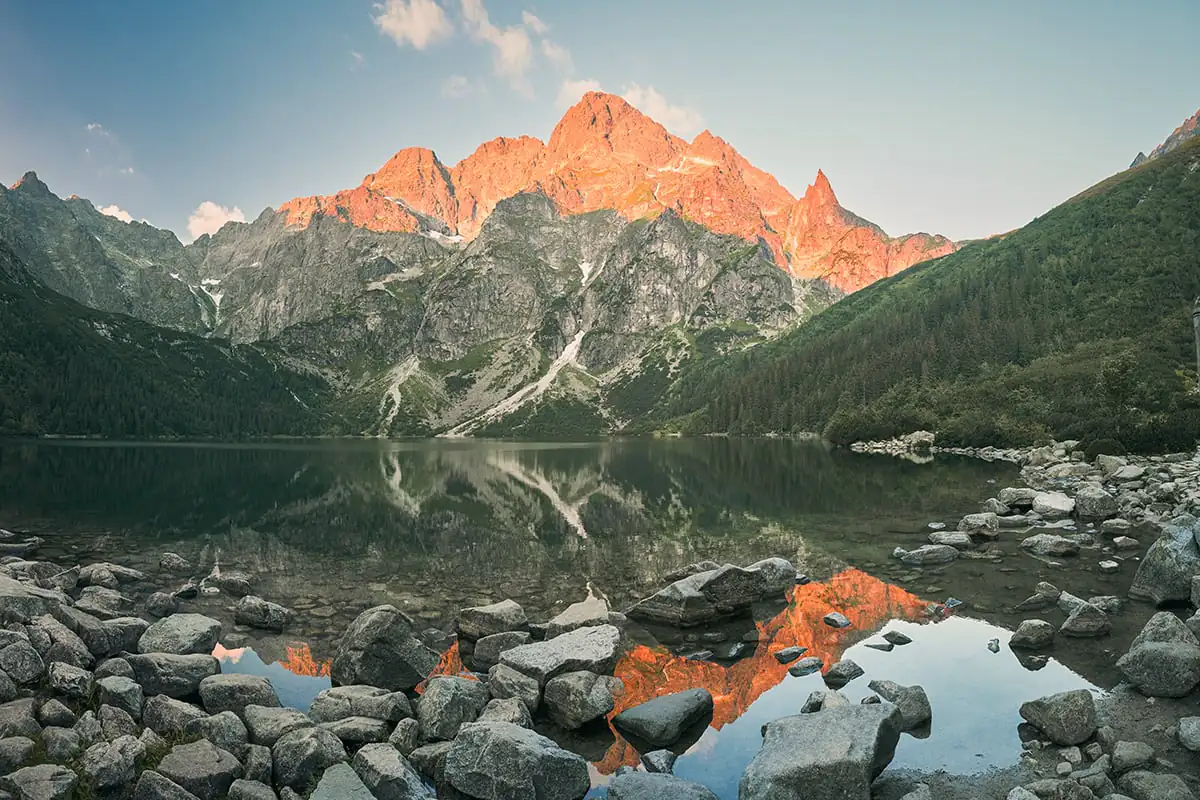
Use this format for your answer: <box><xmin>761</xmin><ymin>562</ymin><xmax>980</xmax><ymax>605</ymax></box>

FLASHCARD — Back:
<box><xmin>1131</xmin><ymin>106</ymin><xmax>1200</xmax><ymax>167</ymax></box>
<box><xmin>667</xmin><ymin>136</ymin><xmax>1200</xmax><ymax>452</ymax></box>
<box><xmin>0</xmin><ymin>240</ymin><xmax>321</xmax><ymax>438</ymax></box>
<box><xmin>278</xmin><ymin>92</ymin><xmax>956</xmax><ymax>294</ymax></box>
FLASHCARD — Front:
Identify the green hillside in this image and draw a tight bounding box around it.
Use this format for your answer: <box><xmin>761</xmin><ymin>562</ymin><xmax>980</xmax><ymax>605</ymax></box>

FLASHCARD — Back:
<box><xmin>667</xmin><ymin>137</ymin><xmax>1200</xmax><ymax>453</ymax></box>
<box><xmin>0</xmin><ymin>242</ymin><xmax>326</xmax><ymax>438</ymax></box>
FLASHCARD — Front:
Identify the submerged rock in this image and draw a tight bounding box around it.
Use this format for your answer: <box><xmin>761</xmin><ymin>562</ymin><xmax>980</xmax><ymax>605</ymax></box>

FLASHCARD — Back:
<box><xmin>627</xmin><ymin>560</ymin><xmax>796</xmax><ymax>626</ymax></box>
<box><xmin>1010</xmin><ymin>620</ymin><xmax>1056</xmax><ymax>649</ymax></box>
<box><xmin>896</xmin><ymin>545</ymin><xmax>959</xmax><ymax>566</ymax></box>
<box><xmin>739</xmin><ymin>704</ymin><xmax>903</xmax><ymax>800</ymax></box>
<box><xmin>866</xmin><ymin>680</ymin><xmax>931</xmax><ymax>730</ymax></box>
<box><xmin>234</xmin><ymin>596</ymin><xmax>294</xmax><ymax>632</ymax></box>
<box><xmin>1020</xmin><ymin>534</ymin><xmax>1080</xmax><ymax>557</ymax></box>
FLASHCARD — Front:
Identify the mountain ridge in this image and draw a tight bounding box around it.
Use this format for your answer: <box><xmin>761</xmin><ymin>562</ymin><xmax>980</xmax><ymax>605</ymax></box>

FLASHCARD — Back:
<box><xmin>278</xmin><ymin>91</ymin><xmax>956</xmax><ymax>293</ymax></box>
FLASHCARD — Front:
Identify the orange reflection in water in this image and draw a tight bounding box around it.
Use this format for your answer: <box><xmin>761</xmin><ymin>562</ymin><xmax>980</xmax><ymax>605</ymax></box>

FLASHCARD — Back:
<box><xmin>279</xmin><ymin>643</ymin><xmax>332</xmax><ymax>678</ymax></box>
<box><xmin>594</xmin><ymin>568</ymin><xmax>930</xmax><ymax>773</ymax></box>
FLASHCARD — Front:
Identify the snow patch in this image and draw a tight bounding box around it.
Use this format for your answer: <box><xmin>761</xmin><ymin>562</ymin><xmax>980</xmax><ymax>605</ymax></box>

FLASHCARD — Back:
<box><xmin>169</xmin><ymin>273</ymin><xmax>182</xmax><ymax>281</ymax></box>
<box><xmin>423</xmin><ymin>230</ymin><xmax>464</xmax><ymax>244</ymax></box>
<box><xmin>377</xmin><ymin>356</ymin><xmax>421</xmax><ymax>433</ymax></box>
<box><xmin>200</xmin><ymin>278</ymin><xmax>221</xmax><ymax>286</ymax></box>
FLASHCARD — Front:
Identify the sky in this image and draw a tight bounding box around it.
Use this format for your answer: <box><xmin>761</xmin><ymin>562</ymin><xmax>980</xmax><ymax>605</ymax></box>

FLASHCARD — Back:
<box><xmin>1</xmin><ymin>0</ymin><xmax>1198</xmax><ymax>243</ymax></box>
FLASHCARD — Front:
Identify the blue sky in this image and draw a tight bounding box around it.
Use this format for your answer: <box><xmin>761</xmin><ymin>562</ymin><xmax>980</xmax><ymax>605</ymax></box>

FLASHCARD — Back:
<box><xmin>1</xmin><ymin>0</ymin><xmax>1198</xmax><ymax>242</ymax></box>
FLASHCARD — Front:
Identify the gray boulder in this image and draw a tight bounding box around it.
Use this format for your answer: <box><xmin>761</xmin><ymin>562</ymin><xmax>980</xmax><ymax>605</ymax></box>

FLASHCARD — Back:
<box><xmin>1020</xmin><ymin>534</ymin><xmax>1080</xmax><ymax>557</ymax></box>
<box><xmin>100</xmin><ymin>703</ymin><xmax>139</xmax><ymax>739</ymax></box>
<box><xmin>143</xmin><ymin>695</ymin><xmax>207</xmax><ymax>738</ymax></box>
<box><xmin>479</xmin><ymin>697</ymin><xmax>534</xmax><ymax>728</ymax></box>
<box><xmin>612</xmin><ymin>688</ymin><xmax>713</xmax><ymax>748</ymax></box>
<box><xmin>0</xmin><ymin>634</ymin><xmax>44</xmax><ymax>684</ymax></box>
<box><xmin>1111</xmin><ymin>741</ymin><xmax>1155</xmax><ymax>775</ymax></box>
<box><xmin>444</xmin><ymin>721</ymin><xmax>590</xmax><ymax>800</ymax></box>
<box><xmin>0</xmin><ymin>735</ymin><xmax>35</xmax><ymax>773</ymax></box>
<box><xmin>227</xmin><ymin>779</ymin><xmax>277</xmax><ymax>800</ymax></box>
<box><xmin>75</xmin><ymin>586</ymin><xmax>134</xmax><ymax>620</ymax></box>
<box><xmin>958</xmin><ymin>513</ymin><xmax>999</xmax><ymax>535</ymax></box>
<box><xmin>488</xmin><ymin>663</ymin><xmax>541</xmax><ymax>713</ymax></box>
<box><xmin>608</xmin><ymin>772</ymin><xmax>719</xmax><ymax>799</ymax></box>
<box><xmin>417</xmin><ymin>676</ymin><xmax>490</xmax><ymax>741</ymax></box>
<box><xmin>627</xmin><ymin>563</ymin><xmax>784</xmax><ymax>626</ymax></box>
<box><xmin>243</xmin><ymin>743</ymin><xmax>273</xmax><ymax>785</ymax></box>
<box><xmin>157</xmin><ymin>739</ymin><xmax>244</xmax><ymax>800</ymax></box>
<box><xmin>330</xmin><ymin>605</ymin><xmax>439</xmax><ymax>692</ymax></box>
<box><xmin>1032</xmin><ymin>492</ymin><xmax>1075</xmax><ymax>518</ymax></box>
<box><xmin>312</xmin><ymin>762</ymin><xmax>376</xmax><ymax>800</ymax></box>
<box><xmin>0</xmin><ymin>698</ymin><xmax>40</xmax><ymax>738</ymax></box>
<box><xmin>739</xmin><ymin>704</ymin><xmax>904</xmax><ymax>800</ymax></box>
<box><xmin>234</xmin><ymin>596</ymin><xmax>294</xmax><ymax>633</ymax></box>
<box><xmin>41</xmin><ymin>727</ymin><xmax>81</xmax><ymax>763</ymax></box>
<box><xmin>499</xmin><ymin>624</ymin><xmax>622</xmax><ymax>686</ymax></box>
<box><xmin>642</xmin><ymin>750</ymin><xmax>678</xmax><ymax>774</ymax></box>
<box><xmin>147</xmin><ymin>592</ymin><xmax>180</xmax><ymax>618</ymax></box>
<box><xmin>272</xmin><ymin>727</ymin><xmax>347</xmax><ymax>790</ymax></box>
<box><xmin>866</xmin><ymin>680</ymin><xmax>931</xmax><ymax>730</ymax></box>
<box><xmin>1180</xmin><ymin>717</ymin><xmax>1200</xmax><ymax>752</ymax></box>
<box><xmin>1131</xmin><ymin>611</ymin><xmax>1198</xmax><ymax>649</ymax></box>
<box><xmin>47</xmin><ymin>661</ymin><xmax>93</xmax><ymax>699</ymax></box>
<box><xmin>897</xmin><ymin>545</ymin><xmax>959</xmax><ymax>566</ymax></box>
<box><xmin>472</xmin><ymin>631</ymin><xmax>533</xmax><ymax>670</ymax></box>
<box><xmin>929</xmin><ymin>531</ymin><xmax>974</xmax><ymax>549</ymax></box>
<box><xmin>93</xmin><ymin>657</ymin><xmax>134</xmax><ymax>681</ymax></box>
<box><xmin>1129</xmin><ymin>515</ymin><xmax>1200</xmax><ymax>605</ymax></box>
<box><xmin>97</xmin><ymin>675</ymin><xmax>144</xmax><ymax>719</ymax></box>
<box><xmin>1116</xmin><ymin>770</ymin><xmax>1196</xmax><ymax>800</ymax></box>
<box><xmin>1010</xmin><ymin>620</ymin><xmax>1055</xmax><ymax>649</ymax></box>
<box><xmin>126</xmin><ymin>653</ymin><xmax>219</xmax><ymax>698</ymax></box>
<box><xmin>131</xmin><ymin>770</ymin><xmax>199</xmax><ymax>800</ymax></box>
<box><xmin>999</xmin><ymin>487</ymin><xmax>1038</xmax><ymax>507</ymax></box>
<box><xmin>137</xmin><ymin>613</ymin><xmax>222</xmax><ymax>656</ymax></box>
<box><xmin>1018</xmin><ymin>690</ymin><xmax>1097</xmax><ymax>745</ymax></box>
<box><xmin>1117</xmin><ymin>641</ymin><xmax>1200</xmax><ymax>697</ymax></box>
<box><xmin>1</xmin><ymin>764</ymin><xmax>78</xmax><ymax>800</ymax></box>
<box><xmin>81</xmin><ymin>734</ymin><xmax>144</xmax><ymax>792</ymax></box>
<box><xmin>458</xmin><ymin>599</ymin><xmax>528</xmax><ymax>640</ymax></box>
<box><xmin>79</xmin><ymin>562</ymin><xmax>144</xmax><ymax>588</ymax></box>
<box><xmin>1060</xmin><ymin>603</ymin><xmax>1111</xmax><ymax>638</ymax></box>
<box><xmin>320</xmin><ymin>715</ymin><xmax>390</xmax><ymax>745</ymax></box>
<box><xmin>823</xmin><ymin>659</ymin><xmax>864</xmax><ymax>689</ymax></box>
<box><xmin>351</xmin><ymin>742</ymin><xmax>431</xmax><ymax>799</ymax></box>
<box><xmin>36</xmin><ymin>699</ymin><xmax>75</xmax><ymax>727</ymax></box>
<box><xmin>1075</xmin><ymin>485</ymin><xmax>1119</xmax><ymax>519</ymax></box>
<box><xmin>409</xmin><ymin>741</ymin><xmax>451</xmax><ymax>784</ymax></box>
<box><xmin>244</xmin><ymin>705</ymin><xmax>314</xmax><ymax>747</ymax></box>
<box><xmin>185</xmin><ymin>711</ymin><xmax>250</xmax><ymax>760</ymax></box>
<box><xmin>543</xmin><ymin>670</ymin><xmax>621</xmax><ymax>730</ymax></box>
<box><xmin>309</xmin><ymin>684</ymin><xmax>412</xmax><ymax>724</ymax></box>
<box><xmin>389</xmin><ymin>718</ymin><xmax>420</xmax><ymax>756</ymax></box>
<box><xmin>0</xmin><ymin>575</ymin><xmax>64</xmax><ymax>619</ymax></box>
<box><xmin>545</xmin><ymin>594</ymin><xmax>617</xmax><ymax>639</ymax></box>
<box><xmin>199</xmin><ymin>674</ymin><xmax>279</xmax><ymax>717</ymax></box>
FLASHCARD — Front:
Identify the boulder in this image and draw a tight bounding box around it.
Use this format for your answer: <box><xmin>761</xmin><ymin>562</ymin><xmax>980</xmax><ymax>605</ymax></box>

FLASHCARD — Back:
<box><xmin>1117</xmin><ymin>641</ymin><xmax>1200</xmax><ymax>697</ymax></box>
<box><xmin>1032</xmin><ymin>492</ymin><xmax>1075</xmax><ymax>518</ymax></box>
<box><xmin>131</xmin><ymin>770</ymin><xmax>199</xmax><ymax>800</ymax></box>
<box><xmin>488</xmin><ymin>663</ymin><xmax>541</xmax><ymax>713</ymax></box>
<box><xmin>243</xmin><ymin>744</ymin><xmax>273</xmax><ymax>785</ymax></box>
<box><xmin>0</xmin><ymin>698</ymin><xmax>40</xmax><ymax>738</ymax></box>
<box><xmin>773</xmin><ymin>646</ymin><xmax>807</xmax><ymax>664</ymax></box>
<box><xmin>272</xmin><ymin>727</ymin><xmax>347</xmax><ymax>790</ymax></box>
<box><xmin>1129</xmin><ymin>515</ymin><xmax>1200</xmax><ymax>605</ymax></box>
<box><xmin>1131</xmin><ymin>611</ymin><xmax>1198</xmax><ymax>648</ymax></box>
<box><xmin>1018</xmin><ymin>690</ymin><xmax>1097</xmax><ymax>745</ymax></box>
<box><xmin>309</xmin><ymin>684</ymin><xmax>412</xmax><ymax>724</ymax></box>
<box><xmin>137</xmin><ymin>613</ymin><xmax>221</xmax><ymax>655</ymax></box>
<box><xmin>479</xmin><ymin>697</ymin><xmax>533</xmax><ymax>728</ymax></box>
<box><xmin>244</xmin><ymin>705</ymin><xmax>314</xmax><ymax>747</ymax></box>
<box><xmin>1075</xmin><ymin>485</ymin><xmax>1119</xmax><ymax>519</ymax></box>
<box><xmin>312</xmin><ymin>762</ymin><xmax>375</xmax><ymax>800</ymax></box>
<box><xmin>1020</xmin><ymin>534</ymin><xmax>1080</xmax><ymax>557</ymax></box>
<box><xmin>160</xmin><ymin>553</ymin><xmax>191</xmax><ymax>572</ymax></box>
<box><xmin>143</xmin><ymin>695</ymin><xmax>208</xmax><ymax>738</ymax></box>
<box><xmin>627</xmin><ymin>564</ymin><xmax>773</xmax><ymax>626</ymax></box>
<box><xmin>642</xmin><ymin>749</ymin><xmax>678</xmax><ymax>774</ymax></box>
<box><xmin>233</xmin><ymin>596</ymin><xmax>295</xmax><ymax>632</ymax></box>
<box><xmin>543</xmin><ymin>671</ymin><xmax>622</xmax><ymax>730</ymax></box>
<box><xmin>47</xmin><ymin>661</ymin><xmax>93</xmax><ymax>699</ymax></box>
<box><xmin>199</xmin><ymin>674</ymin><xmax>280</xmax><ymax>717</ymax></box>
<box><xmin>0</xmin><ymin>575</ymin><xmax>64</xmax><ymax>619</ymax></box>
<box><xmin>999</xmin><ymin>487</ymin><xmax>1038</xmax><ymax>508</ymax></box>
<box><xmin>1115</xmin><ymin>770</ymin><xmax>1196</xmax><ymax>800</ymax></box>
<box><xmin>545</xmin><ymin>594</ymin><xmax>617</xmax><ymax>638</ymax></box>
<box><xmin>79</xmin><ymin>562</ymin><xmax>144</xmax><ymax>588</ymax></box>
<box><xmin>739</xmin><ymin>704</ymin><xmax>904</xmax><ymax>800</ymax></box>
<box><xmin>444</xmin><ymin>721</ymin><xmax>590</xmax><ymax>800</ymax></box>
<box><xmin>94</xmin><ymin>657</ymin><xmax>134</xmax><ymax>681</ymax></box>
<box><xmin>96</xmin><ymin>675</ymin><xmax>144</xmax><ymax>720</ymax></box>
<box><xmin>1060</xmin><ymin>603</ymin><xmax>1111</xmax><ymax>638</ymax></box>
<box><xmin>823</xmin><ymin>659</ymin><xmax>864</xmax><ymax>689</ymax></box>
<box><xmin>100</xmin><ymin>704</ymin><xmax>139</xmax><ymax>739</ymax></box>
<box><xmin>228</xmin><ymin>780</ymin><xmax>277</xmax><ymax>800</ymax></box>
<box><xmin>351</xmin><ymin>742</ymin><xmax>431</xmax><ymax>799</ymax></box>
<box><xmin>866</xmin><ymin>680</ymin><xmax>931</xmax><ymax>730</ymax></box>
<box><xmin>330</xmin><ymin>605</ymin><xmax>439</xmax><ymax>692</ymax></box>
<box><xmin>745</xmin><ymin>558</ymin><xmax>798</xmax><ymax>594</ymax></box>
<box><xmin>458</xmin><ymin>600</ymin><xmax>528</xmax><ymax>641</ymax></box>
<box><xmin>1010</xmin><ymin>620</ymin><xmax>1055</xmax><ymax>649</ymax></box>
<box><xmin>1</xmin><ymin>764</ymin><xmax>78</xmax><ymax>800</ymax></box>
<box><xmin>30</xmin><ymin>615</ymin><xmax>91</xmax><ymax>668</ymax></box>
<box><xmin>1111</xmin><ymin>465</ymin><xmax>1147</xmax><ymax>482</ymax></box>
<box><xmin>0</xmin><ymin>635</ymin><xmax>44</xmax><ymax>684</ymax></box>
<box><xmin>126</xmin><ymin>653</ymin><xmax>219</xmax><ymax>698</ymax></box>
<box><xmin>1111</xmin><ymin>741</ymin><xmax>1155</xmax><ymax>775</ymax></box>
<box><xmin>36</xmin><ymin>699</ymin><xmax>75</xmax><ymax>727</ymax></box>
<box><xmin>81</xmin><ymin>734</ymin><xmax>144</xmax><ymax>792</ymax></box>
<box><xmin>185</xmin><ymin>711</ymin><xmax>250</xmax><ymax>760</ymax></box>
<box><xmin>389</xmin><ymin>718</ymin><xmax>420</xmax><ymax>756</ymax></box>
<box><xmin>146</xmin><ymin>592</ymin><xmax>180</xmax><ymax>618</ymax></box>
<box><xmin>157</xmin><ymin>739</ymin><xmax>244</xmax><ymax>800</ymax></box>
<box><xmin>41</xmin><ymin>727</ymin><xmax>80</xmax><ymax>764</ymax></box>
<box><xmin>0</xmin><ymin>735</ymin><xmax>35</xmax><ymax>773</ymax></box>
<box><xmin>320</xmin><ymin>716</ymin><xmax>390</xmax><ymax>745</ymax></box>
<box><xmin>612</xmin><ymin>688</ymin><xmax>713</xmax><ymax>748</ymax></box>
<box><xmin>897</xmin><ymin>545</ymin><xmax>959</xmax><ymax>566</ymax></box>
<box><xmin>409</xmin><ymin>742</ymin><xmax>451</xmax><ymax>785</ymax></box>
<box><xmin>472</xmin><ymin>631</ymin><xmax>533</xmax><ymax>671</ymax></box>
<box><xmin>75</xmin><ymin>586</ymin><xmax>134</xmax><ymax>620</ymax></box>
<box><xmin>417</xmin><ymin>676</ymin><xmax>490</xmax><ymax>741</ymax></box>
<box><xmin>608</xmin><ymin>772</ymin><xmax>719</xmax><ymax>800</ymax></box>
<box><xmin>929</xmin><ymin>532</ymin><xmax>974</xmax><ymax>549</ymax></box>
<box><xmin>958</xmin><ymin>513</ymin><xmax>999</xmax><ymax>535</ymax></box>
<box><xmin>498</xmin><ymin>624</ymin><xmax>622</xmax><ymax>686</ymax></box>
<box><xmin>788</xmin><ymin>657</ymin><xmax>823</xmax><ymax>677</ymax></box>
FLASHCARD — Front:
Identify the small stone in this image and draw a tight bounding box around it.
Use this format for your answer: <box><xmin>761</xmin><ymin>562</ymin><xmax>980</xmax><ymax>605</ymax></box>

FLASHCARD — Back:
<box><xmin>233</xmin><ymin>596</ymin><xmax>294</xmax><ymax>633</ymax></box>
<box><xmin>641</xmin><ymin>749</ymin><xmax>677</xmax><ymax>774</ymax></box>
<box><xmin>788</xmin><ymin>657</ymin><xmax>823</xmax><ymax>677</ymax></box>
<box><xmin>773</xmin><ymin>646</ymin><xmax>807</xmax><ymax>664</ymax></box>
<box><xmin>146</xmin><ymin>592</ymin><xmax>180</xmax><ymax>618</ymax></box>
<box><xmin>97</xmin><ymin>676</ymin><xmax>144</xmax><ymax>720</ymax></box>
<box><xmin>36</xmin><ymin>699</ymin><xmax>76</xmax><ymax>728</ymax></box>
<box><xmin>388</xmin><ymin>717</ymin><xmax>420</xmax><ymax>756</ymax></box>
<box><xmin>883</xmin><ymin>631</ymin><xmax>912</xmax><ymax>646</ymax></box>
<box><xmin>1010</xmin><ymin>619</ymin><xmax>1056</xmax><ymax>649</ymax></box>
<box><xmin>823</xmin><ymin>613</ymin><xmax>851</xmax><ymax>629</ymax></box>
<box><xmin>47</xmin><ymin>661</ymin><xmax>93</xmax><ymax>699</ymax></box>
<box><xmin>160</xmin><ymin>553</ymin><xmax>191</xmax><ymax>572</ymax></box>
<box><xmin>823</xmin><ymin>659</ymin><xmax>864</xmax><ymax>689</ymax></box>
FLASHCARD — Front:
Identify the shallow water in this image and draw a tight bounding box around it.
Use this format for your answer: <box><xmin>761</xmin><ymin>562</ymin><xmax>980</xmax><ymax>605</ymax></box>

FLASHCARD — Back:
<box><xmin>0</xmin><ymin>438</ymin><xmax>1145</xmax><ymax>795</ymax></box>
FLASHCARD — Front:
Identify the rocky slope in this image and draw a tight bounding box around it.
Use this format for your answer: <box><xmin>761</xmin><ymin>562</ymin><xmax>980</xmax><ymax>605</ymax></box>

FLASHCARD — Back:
<box><xmin>279</xmin><ymin>91</ymin><xmax>956</xmax><ymax>293</ymax></box>
<box><xmin>1131</xmin><ymin>105</ymin><xmax>1200</xmax><ymax>167</ymax></box>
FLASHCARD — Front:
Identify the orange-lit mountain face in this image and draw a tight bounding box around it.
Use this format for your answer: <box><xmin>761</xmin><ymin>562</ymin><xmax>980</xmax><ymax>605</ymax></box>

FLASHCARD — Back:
<box><xmin>278</xmin><ymin>92</ymin><xmax>956</xmax><ymax>293</ymax></box>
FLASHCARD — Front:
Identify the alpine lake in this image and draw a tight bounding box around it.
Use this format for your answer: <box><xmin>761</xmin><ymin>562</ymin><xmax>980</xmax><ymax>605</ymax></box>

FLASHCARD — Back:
<box><xmin>0</xmin><ymin>438</ymin><xmax>1153</xmax><ymax>798</ymax></box>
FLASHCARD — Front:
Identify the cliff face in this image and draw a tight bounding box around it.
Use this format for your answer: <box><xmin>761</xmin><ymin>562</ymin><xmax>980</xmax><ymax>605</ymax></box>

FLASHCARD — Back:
<box><xmin>279</xmin><ymin>91</ymin><xmax>957</xmax><ymax>293</ymax></box>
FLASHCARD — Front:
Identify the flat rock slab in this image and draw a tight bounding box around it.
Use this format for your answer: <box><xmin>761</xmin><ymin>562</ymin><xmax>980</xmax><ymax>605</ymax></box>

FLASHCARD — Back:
<box><xmin>499</xmin><ymin>624</ymin><xmax>623</xmax><ymax>686</ymax></box>
<box><xmin>311</xmin><ymin>762</ymin><xmax>375</xmax><ymax>800</ymax></box>
<box><xmin>612</xmin><ymin>688</ymin><xmax>714</xmax><ymax>749</ymax></box>
<box><xmin>608</xmin><ymin>772</ymin><xmax>719</xmax><ymax>799</ymax></box>
<box><xmin>444</xmin><ymin>721</ymin><xmax>589</xmax><ymax>800</ymax></box>
<box><xmin>739</xmin><ymin>704</ymin><xmax>904</xmax><ymax>800</ymax></box>
<box><xmin>458</xmin><ymin>599</ymin><xmax>528</xmax><ymax>640</ymax></box>
<box><xmin>126</xmin><ymin>653</ymin><xmax>220</xmax><ymax>698</ymax></box>
<box><xmin>199</xmin><ymin>674</ymin><xmax>280</xmax><ymax>717</ymax></box>
<box><xmin>138</xmin><ymin>613</ymin><xmax>222</xmax><ymax>656</ymax></box>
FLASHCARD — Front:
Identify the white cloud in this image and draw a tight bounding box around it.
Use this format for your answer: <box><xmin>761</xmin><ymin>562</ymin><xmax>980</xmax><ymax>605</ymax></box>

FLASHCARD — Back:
<box><xmin>187</xmin><ymin>201</ymin><xmax>246</xmax><ymax>241</ymax></box>
<box><xmin>441</xmin><ymin>74</ymin><xmax>472</xmax><ymax>98</ymax></box>
<box><xmin>98</xmin><ymin>204</ymin><xmax>133</xmax><ymax>223</ymax></box>
<box><xmin>540</xmin><ymin>39</ymin><xmax>571</xmax><ymax>71</ymax></box>
<box><xmin>460</xmin><ymin>0</ymin><xmax>534</xmax><ymax>94</ymax></box>
<box><xmin>521</xmin><ymin>11</ymin><xmax>547</xmax><ymax>34</ymax></box>
<box><xmin>86</xmin><ymin>122</ymin><xmax>113</xmax><ymax>138</ymax></box>
<box><xmin>557</xmin><ymin>78</ymin><xmax>602</xmax><ymax>109</ymax></box>
<box><xmin>350</xmin><ymin>50</ymin><xmax>365</xmax><ymax>69</ymax></box>
<box><xmin>622</xmin><ymin>84</ymin><xmax>703</xmax><ymax>136</ymax></box>
<box><xmin>373</xmin><ymin>0</ymin><xmax>453</xmax><ymax>50</ymax></box>
<box><xmin>118</xmin><ymin>167</ymin><xmax>135</xmax><ymax>176</ymax></box>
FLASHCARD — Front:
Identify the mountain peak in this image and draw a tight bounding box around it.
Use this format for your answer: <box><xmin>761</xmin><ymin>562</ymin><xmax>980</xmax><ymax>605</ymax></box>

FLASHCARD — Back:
<box><xmin>802</xmin><ymin>170</ymin><xmax>839</xmax><ymax>207</ymax></box>
<box><xmin>10</xmin><ymin>171</ymin><xmax>50</xmax><ymax>193</ymax></box>
<box><xmin>547</xmin><ymin>91</ymin><xmax>683</xmax><ymax>166</ymax></box>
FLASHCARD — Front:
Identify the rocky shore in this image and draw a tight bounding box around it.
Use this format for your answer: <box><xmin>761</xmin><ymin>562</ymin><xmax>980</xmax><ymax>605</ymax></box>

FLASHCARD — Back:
<box><xmin>0</xmin><ymin>436</ymin><xmax>1198</xmax><ymax>798</ymax></box>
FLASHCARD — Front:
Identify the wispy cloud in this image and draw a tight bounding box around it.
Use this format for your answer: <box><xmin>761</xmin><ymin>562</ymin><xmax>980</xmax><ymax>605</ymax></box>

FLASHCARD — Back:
<box><xmin>187</xmin><ymin>201</ymin><xmax>246</xmax><ymax>241</ymax></box>
<box><xmin>622</xmin><ymin>84</ymin><xmax>704</xmax><ymax>136</ymax></box>
<box><xmin>520</xmin><ymin>11</ymin><xmax>547</xmax><ymax>34</ymax></box>
<box><xmin>350</xmin><ymin>50</ymin><xmax>365</xmax><ymax>70</ymax></box>
<box><xmin>98</xmin><ymin>204</ymin><xmax>133</xmax><ymax>223</ymax></box>
<box><xmin>373</xmin><ymin>0</ymin><xmax>453</xmax><ymax>49</ymax></box>
<box><xmin>556</xmin><ymin>78</ymin><xmax>602</xmax><ymax>109</ymax></box>
<box><xmin>460</xmin><ymin>0</ymin><xmax>534</xmax><ymax>95</ymax></box>
<box><xmin>441</xmin><ymin>74</ymin><xmax>473</xmax><ymax>98</ymax></box>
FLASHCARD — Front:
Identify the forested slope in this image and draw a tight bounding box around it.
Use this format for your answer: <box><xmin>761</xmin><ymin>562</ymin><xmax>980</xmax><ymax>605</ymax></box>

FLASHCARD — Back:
<box><xmin>665</xmin><ymin>138</ymin><xmax>1200</xmax><ymax>452</ymax></box>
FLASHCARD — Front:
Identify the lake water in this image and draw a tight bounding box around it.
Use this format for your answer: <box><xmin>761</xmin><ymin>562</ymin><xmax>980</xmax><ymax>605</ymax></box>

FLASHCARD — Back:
<box><xmin>0</xmin><ymin>438</ymin><xmax>1146</xmax><ymax>796</ymax></box>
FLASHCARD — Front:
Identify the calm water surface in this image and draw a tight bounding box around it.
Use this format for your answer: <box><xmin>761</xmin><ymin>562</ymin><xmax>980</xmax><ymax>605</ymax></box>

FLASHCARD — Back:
<box><xmin>0</xmin><ymin>438</ymin><xmax>1141</xmax><ymax>797</ymax></box>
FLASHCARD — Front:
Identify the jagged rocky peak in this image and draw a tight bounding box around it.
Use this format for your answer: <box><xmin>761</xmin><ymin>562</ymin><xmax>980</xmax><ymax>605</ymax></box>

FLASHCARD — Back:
<box><xmin>800</xmin><ymin>169</ymin><xmax>839</xmax><ymax>208</ymax></box>
<box><xmin>9</xmin><ymin>171</ymin><xmax>50</xmax><ymax>193</ymax></box>
<box><xmin>1131</xmin><ymin>106</ymin><xmax>1200</xmax><ymax>167</ymax></box>
<box><xmin>546</xmin><ymin>91</ymin><xmax>684</xmax><ymax>166</ymax></box>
